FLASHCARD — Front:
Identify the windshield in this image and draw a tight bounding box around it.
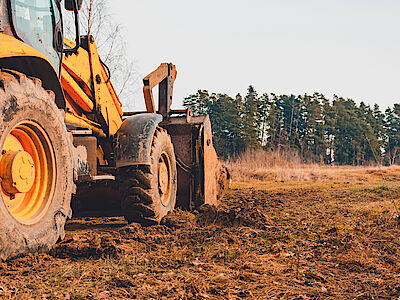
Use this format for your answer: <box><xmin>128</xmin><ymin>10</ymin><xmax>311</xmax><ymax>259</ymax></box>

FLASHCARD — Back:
<box><xmin>11</xmin><ymin>0</ymin><xmax>62</xmax><ymax>72</ymax></box>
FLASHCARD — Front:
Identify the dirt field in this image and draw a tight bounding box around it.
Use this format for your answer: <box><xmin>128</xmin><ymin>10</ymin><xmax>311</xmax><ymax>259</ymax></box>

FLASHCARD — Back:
<box><xmin>1</xmin><ymin>167</ymin><xmax>400</xmax><ymax>299</ymax></box>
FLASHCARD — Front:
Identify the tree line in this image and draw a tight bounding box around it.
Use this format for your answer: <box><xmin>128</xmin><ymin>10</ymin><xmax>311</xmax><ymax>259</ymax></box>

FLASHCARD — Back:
<box><xmin>184</xmin><ymin>87</ymin><xmax>400</xmax><ymax>165</ymax></box>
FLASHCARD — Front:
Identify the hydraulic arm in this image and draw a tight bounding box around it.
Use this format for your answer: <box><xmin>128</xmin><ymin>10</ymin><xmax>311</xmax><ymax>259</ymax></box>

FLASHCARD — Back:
<box><xmin>0</xmin><ymin>0</ymin><xmax>229</xmax><ymax>259</ymax></box>
<box><xmin>143</xmin><ymin>63</ymin><xmax>177</xmax><ymax>118</ymax></box>
<box><xmin>62</xmin><ymin>37</ymin><xmax>123</xmax><ymax>137</ymax></box>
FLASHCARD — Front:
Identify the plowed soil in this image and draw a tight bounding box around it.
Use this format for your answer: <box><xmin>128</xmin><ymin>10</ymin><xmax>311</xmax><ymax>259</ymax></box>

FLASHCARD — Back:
<box><xmin>1</xmin><ymin>168</ymin><xmax>400</xmax><ymax>299</ymax></box>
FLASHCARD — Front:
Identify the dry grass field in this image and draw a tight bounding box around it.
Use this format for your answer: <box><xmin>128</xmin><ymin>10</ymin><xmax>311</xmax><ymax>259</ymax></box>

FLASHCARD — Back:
<box><xmin>225</xmin><ymin>149</ymin><xmax>393</xmax><ymax>182</ymax></box>
<box><xmin>0</xmin><ymin>162</ymin><xmax>400</xmax><ymax>299</ymax></box>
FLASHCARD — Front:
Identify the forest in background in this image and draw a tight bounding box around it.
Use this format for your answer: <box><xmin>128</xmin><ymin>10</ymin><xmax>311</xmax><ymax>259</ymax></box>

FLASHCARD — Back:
<box><xmin>184</xmin><ymin>87</ymin><xmax>400</xmax><ymax>165</ymax></box>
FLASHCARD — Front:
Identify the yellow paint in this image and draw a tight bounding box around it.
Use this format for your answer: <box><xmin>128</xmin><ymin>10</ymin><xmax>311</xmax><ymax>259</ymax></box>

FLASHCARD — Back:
<box><xmin>61</xmin><ymin>68</ymin><xmax>94</xmax><ymax>112</ymax></box>
<box><xmin>87</xmin><ymin>38</ymin><xmax>123</xmax><ymax>135</ymax></box>
<box><xmin>62</xmin><ymin>37</ymin><xmax>123</xmax><ymax>136</ymax></box>
<box><xmin>63</xmin><ymin>39</ymin><xmax>93</xmax><ymax>94</ymax></box>
<box><xmin>1</xmin><ymin>151</ymin><xmax>35</xmax><ymax>194</ymax></box>
<box><xmin>0</xmin><ymin>121</ymin><xmax>56</xmax><ymax>224</ymax></box>
<box><xmin>0</xmin><ymin>33</ymin><xmax>124</xmax><ymax>135</ymax></box>
<box><xmin>0</xmin><ymin>34</ymin><xmax>56</xmax><ymax>72</ymax></box>
<box><xmin>158</xmin><ymin>151</ymin><xmax>173</xmax><ymax>207</ymax></box>
<box><xmin>65</xmin><ymin>112</ymin><xmax>106</xmax><ymax>138</ymax></box>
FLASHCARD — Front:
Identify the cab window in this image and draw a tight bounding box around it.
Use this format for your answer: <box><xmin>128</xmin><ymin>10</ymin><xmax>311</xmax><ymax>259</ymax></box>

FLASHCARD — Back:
<box><xmin>12</xmin><ymin>0</ymin><xmax>61</xmax><ymax>71</ymax></box>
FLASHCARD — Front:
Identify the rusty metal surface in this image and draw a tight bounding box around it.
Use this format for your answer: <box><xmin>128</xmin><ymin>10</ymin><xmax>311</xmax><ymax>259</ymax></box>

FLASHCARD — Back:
<box><xmin>201</xmin><ymin>116</ymin><xmax>230</xmax><ymax>205</ymax></box>
<box><xmin>142</xmin><ymin>63</ymin><xmax>177</xmax><ymax>116</ymax></box>
<box><xmin>163</xmin><ymin>118</ymin><xmax>196</xmax><ymax>209</ymax></box>
<box><xmin>163</xmin><ymin>114</ymin><xmax>230</xmax><ymax>209</ymax></box>
<box><xmin>73</xmin><ymin>136</ymin><xmax>97</xmax><ymax>176</ymax></box>
<box><xmin>115</xmin><ymin>113</ymin><xmax>163</xmax><ymax>168</ymax></box>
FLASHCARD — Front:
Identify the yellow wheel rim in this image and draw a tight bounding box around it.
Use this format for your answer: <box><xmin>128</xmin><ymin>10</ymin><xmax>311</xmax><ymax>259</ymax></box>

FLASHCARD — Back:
<box><xmin>0</xmin><ymin>121</ymin><xmax>56</xmax><ymax>224</ymax></box>
<box><xmin>158</xmin><ymin>151</ymin><xmax>172</xmax><ymax>207</ymax></box>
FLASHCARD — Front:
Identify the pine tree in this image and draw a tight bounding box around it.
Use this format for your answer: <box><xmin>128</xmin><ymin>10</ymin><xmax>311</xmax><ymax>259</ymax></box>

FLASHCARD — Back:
<box><xmin>243</xmin><ymin>86</ymin><xmax>261</xmax><ymax>149</ymax></box>
<box><xmin>183</xmin><ymin>90</ymin><xmax>211</xmax><ymax>116</ymax></box>
<box><xmin>183</xmin><ymin>88</ymin><xmax>395</xmax><ymax>166</ymax></box>
<box><xmin>385</xmin><ymin>106</ymin><xmax>400</xmax><ymax>165</ymax></box>
<box><xmin>300</xmin><ymin>93</ymin><xmax>324</xmax><ymax>162</ymax></box>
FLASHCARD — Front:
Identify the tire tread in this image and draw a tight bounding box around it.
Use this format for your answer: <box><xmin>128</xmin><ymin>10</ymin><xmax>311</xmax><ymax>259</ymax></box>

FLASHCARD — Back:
<box><xmin>119</xmin><ymin>128</ymin><xmax>176</xmax><ymax>225</ymax></box>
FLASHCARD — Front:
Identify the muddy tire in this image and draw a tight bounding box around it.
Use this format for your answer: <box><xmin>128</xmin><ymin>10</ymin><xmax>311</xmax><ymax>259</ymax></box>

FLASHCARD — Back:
<box><xmin>0</xmin><ymin>70</ymin><xmax>74</xmax><ymax>259</ymax></box>
<box><xmin>119</xmin><ymin>128</ymin><xmax>177</xmax><ymax>225</ymax></box>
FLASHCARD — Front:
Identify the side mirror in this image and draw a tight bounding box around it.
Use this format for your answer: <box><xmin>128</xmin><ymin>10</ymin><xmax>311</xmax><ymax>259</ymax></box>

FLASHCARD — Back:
<box><xmin>64</xmin><ymin>0</ymin><xmax>82</xmax><ymax>55</ymax></box>
<box><xmin>65</xmin><ymin>0</ymin><xmax>83</xmax><ymax>11</ymax></box>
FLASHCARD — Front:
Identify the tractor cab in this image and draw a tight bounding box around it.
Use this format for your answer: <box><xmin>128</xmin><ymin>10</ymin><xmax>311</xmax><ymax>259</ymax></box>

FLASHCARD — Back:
<box><xmin>8</xmin><ymin>0</ymin><xmax>63</xmax><ymax>71</ymax></box>
<box><xmin>6</xmin><ymin>0</ymin><xmax>82</xmax><ymax>74</ymax></box>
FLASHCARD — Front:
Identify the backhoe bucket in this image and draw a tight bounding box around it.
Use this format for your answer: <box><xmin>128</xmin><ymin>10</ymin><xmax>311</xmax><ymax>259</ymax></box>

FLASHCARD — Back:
<box><xmin>163</xmin><ymin>114</ymin><xmax>230</xmax><ymax>209</ymax></box>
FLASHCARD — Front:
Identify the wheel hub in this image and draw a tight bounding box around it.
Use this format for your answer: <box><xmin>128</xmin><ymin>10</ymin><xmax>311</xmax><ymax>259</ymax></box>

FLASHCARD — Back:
<box><xmin>158</xmin><ymin>151</ymin><xmax>172</xmax><ymax>207</ymax></box>
<box><xmin>0</xmin><ymin>151</ymin><xmax>35</xmax><ymax>194</ymax></box>
<box><xmin>0</xmin><ymin>121</ymin><xmax>56</xmax><ymax>224</ymax></box>
<box><xmin>159</xmin><ymin>162</ymin><xmax>169</xmax><ymax>195</ymax></box>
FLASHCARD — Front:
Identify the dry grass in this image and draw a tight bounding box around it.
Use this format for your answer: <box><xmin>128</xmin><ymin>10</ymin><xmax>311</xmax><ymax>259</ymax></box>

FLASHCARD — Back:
<box><xmin>1</xmin><ymin>165</ymin><xmax>400</xmax><ymax>298</ymax></box>
<box><xmin>226</xmin><ymin>149</ymin><xmax>400</xmax><ymax>182</ymax></box>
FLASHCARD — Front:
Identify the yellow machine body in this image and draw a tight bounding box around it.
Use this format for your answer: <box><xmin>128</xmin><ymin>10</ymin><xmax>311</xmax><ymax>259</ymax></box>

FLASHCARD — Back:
<box><xmin>0</xmin><ymin>0</ymin><xmax>229</xmax><ymax>215</ymax></box>
<box><xmin>0</xmin><ymin>0</ymin><xmax>230</xmax><ymax>259</ymax></box>
<box><xmin>61</xmin><ymin>36</ymin><xmax>230</xmax><ymax>209</ymax></box>
<box><xmin>0</xmin><ymin>33</ymin><xmax>65</xmax><ymax>108</ymax></box>
<box><xmin>62</xmin><ymin>37</ymin><xmax>123</xmax><ymax>137</ymax></box>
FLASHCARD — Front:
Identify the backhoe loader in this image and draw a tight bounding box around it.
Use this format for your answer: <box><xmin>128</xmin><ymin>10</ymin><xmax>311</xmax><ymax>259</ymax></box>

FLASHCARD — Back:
<box><xmin>0</xmin><ymin>0</ymin><xmax>229</xmax><ymax>259</ymax></box>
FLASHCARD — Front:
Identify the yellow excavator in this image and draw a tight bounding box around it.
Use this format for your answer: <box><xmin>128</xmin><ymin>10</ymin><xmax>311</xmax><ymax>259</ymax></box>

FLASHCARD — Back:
<box><xmin>0</xmin><ymin>0</ymin><xmax>229</xmax><ymax>259</ymax></box>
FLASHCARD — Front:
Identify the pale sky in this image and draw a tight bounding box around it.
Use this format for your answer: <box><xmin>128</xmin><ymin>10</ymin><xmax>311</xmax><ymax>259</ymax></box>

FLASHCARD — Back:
<box><xmin>111</xmin><ymin>0</ymin><xmax>400</xmax><ymax>111</ymax></box>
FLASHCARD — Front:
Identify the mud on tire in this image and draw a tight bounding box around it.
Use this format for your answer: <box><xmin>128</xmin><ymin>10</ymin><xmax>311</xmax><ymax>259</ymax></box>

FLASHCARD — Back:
<box><xmin>119</xmin><ymin>128</ymin><xmax>177</xmax><ymax>226</ymax></box>
<box><xmin>0</xmin><ymin>70</ymin><xmax>74</xmax><ymax>259</ymax></box>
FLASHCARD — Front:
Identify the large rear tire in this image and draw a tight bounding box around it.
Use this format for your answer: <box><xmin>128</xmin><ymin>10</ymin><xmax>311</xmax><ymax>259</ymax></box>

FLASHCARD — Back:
<box><xmin>119</xmin><ymin>128</ymin><xmax>177</xmax><ymax>225</ymax></box>
<box><xmin>0</xmin><ymin>70</ymin><xmax>74</xmax><ymax>259</ymax></box>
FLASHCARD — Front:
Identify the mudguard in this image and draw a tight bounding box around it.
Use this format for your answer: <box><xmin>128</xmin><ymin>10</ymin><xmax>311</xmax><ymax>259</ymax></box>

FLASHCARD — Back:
<box><xmin>115</xmin><ymin>113</ymin><xmax>163</xmax><ymax>168</ymax></box>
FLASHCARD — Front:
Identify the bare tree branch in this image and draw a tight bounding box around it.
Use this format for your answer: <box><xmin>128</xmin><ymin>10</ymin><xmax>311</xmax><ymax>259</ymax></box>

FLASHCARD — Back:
<box><xmin>63</xmin><ymin>0</ymin><xmax>140</xmax><ymax>109</ymax></box>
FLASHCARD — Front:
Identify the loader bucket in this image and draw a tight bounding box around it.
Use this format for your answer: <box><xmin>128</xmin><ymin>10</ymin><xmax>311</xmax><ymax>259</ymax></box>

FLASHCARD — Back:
<box><xmin>163</xmin><ymin>114</ymin><xmax>230</xmax><ymax>210</ymax></box>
